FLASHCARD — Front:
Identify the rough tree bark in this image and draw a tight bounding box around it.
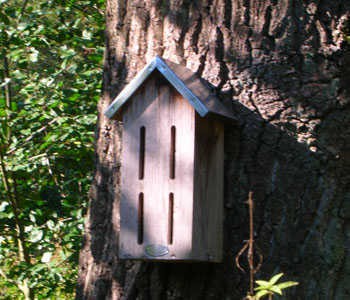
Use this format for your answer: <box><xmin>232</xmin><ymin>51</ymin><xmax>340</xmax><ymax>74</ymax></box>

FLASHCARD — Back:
<box><xmin>77</xmin><ymin>1</ymin><xmax>350</xmax><ymax>299</ymax></box>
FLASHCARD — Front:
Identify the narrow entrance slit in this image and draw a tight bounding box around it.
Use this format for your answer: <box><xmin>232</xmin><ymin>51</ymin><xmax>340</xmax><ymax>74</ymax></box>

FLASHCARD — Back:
<box><xmin>139</xmin><ymin>126</ymin><xmax>145</xmax><ymax>180</ymax></box>
<box><xmin>170</xmin><ymin>126</ymin><xmax>176</xmax><ymax>179</ymax></box>
<box><xmin>168</xmin><ymin>193</ymin><xmax>174</xmax><ymax>245</ymax></box>
<box><xmin>138</xmin><ymin>193</ymin><xmax>144</xmax><ymax>244</ymax></box>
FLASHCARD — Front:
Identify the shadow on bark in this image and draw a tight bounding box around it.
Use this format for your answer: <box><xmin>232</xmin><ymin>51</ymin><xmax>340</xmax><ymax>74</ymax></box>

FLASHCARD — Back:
<box><xmin>78</xmin><ymin>65</ymin><xmax>350</xmax><ymax>299</ymax></box>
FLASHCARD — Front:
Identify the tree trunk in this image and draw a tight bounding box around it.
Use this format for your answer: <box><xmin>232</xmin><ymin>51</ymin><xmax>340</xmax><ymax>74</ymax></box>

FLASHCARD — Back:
<box><xmin>77</xmin><ymin>1</ymin><xmax>350</xmax><ymax>299</ymax></box>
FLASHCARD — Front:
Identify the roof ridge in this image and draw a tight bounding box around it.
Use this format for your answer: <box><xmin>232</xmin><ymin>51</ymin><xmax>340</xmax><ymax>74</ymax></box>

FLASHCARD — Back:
<box><xmin>104</xmin><ymin>56</ymin><xmax>236</xmax><ymax>121</ymax></box>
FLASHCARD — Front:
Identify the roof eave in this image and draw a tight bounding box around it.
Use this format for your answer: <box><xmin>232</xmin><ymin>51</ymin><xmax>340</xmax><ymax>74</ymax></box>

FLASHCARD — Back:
<box><xmin>104</xmin><ymin>56</ymin><xmax>210</xmax><ymax>119</ymax></box>
<box><xmin>154</xmin><ymin>57</ymin><xmax>208</xmax><ymax>117</ymax></box>
<box><xmin>104</xmin><ymin>58</ymin><xmax>158</xmax><ymax>119</ymax></box>
<box><xmin>104</xmin><ymin>56</ymin><xmax>237</xmax><ymax>122</ymax></box>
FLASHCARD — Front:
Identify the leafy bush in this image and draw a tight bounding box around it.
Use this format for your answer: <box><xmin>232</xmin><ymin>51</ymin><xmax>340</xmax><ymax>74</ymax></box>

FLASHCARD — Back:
<box><xmin>0</xmin><ymin>0</ymin><xmax>104</xmax><ymax>298</ymax></box>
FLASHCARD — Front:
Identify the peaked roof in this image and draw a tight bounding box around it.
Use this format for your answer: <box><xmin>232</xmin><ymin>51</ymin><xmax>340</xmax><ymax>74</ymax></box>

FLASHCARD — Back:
<box><xmin>104</xmin><ymin>56</ymin><xmax>236</xmax><ymax>121</ymax></box>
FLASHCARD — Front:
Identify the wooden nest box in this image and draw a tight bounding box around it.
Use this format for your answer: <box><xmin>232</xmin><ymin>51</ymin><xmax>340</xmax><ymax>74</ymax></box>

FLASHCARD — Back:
<box><xmin>105</xmin><ymin>56</ymin><xmax>236</xmax><ymax>262</ymax></box>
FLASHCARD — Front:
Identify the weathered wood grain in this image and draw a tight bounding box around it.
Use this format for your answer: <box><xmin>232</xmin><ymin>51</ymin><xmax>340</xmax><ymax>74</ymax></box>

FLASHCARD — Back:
<box><xmin>118</xmin><ymin>70</ymin><xmax>225</xmax><ymax>261</ymax></box>
<box><xmin>119</xmin><ymin>73</ymin><xmax>199</xmax><ymax>261</ymax></box>
<box><xmin>193</xmin><ymin>115</ymin><xmax>224</xmax><ymax>262</ymax></box>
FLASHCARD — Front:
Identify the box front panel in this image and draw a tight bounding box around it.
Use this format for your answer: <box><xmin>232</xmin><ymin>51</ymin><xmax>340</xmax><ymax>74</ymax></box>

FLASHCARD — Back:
<box><xmin>119</xmin><ymin>74</ymin><xmax>195</xmax><ymax>260</ymax></box>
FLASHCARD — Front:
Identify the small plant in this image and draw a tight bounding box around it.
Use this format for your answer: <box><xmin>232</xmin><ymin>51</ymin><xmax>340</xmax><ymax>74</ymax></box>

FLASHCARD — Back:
<box><xmin>236</xmin><ymin>192</ymin><xmax>299</xmax><ymax>299</ymax></box>
<box><xmin>248</xmin><ymin>273</ymin><xmax>298</xmax><ymax>300</ymax></box>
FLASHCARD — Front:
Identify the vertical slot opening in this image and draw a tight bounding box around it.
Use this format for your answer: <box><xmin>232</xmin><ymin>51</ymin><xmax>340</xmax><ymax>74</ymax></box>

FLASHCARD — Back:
<box><xmin>139</xmin><ymin>126</ymin><xmax>145</xmax><ymax>180</ymax></box>
<box><xmin>138</xmin><ymin>193</ymin><xmax>144</xmax><ymax>244</ymax></box>
<box><xmin>170</xmin><ymin>126</ymin><xmax>176</xmax><ymax>179</ymax></box>
<box><xmin>168</xmin><ymin>193</ymin><xmax>174</xmax><ymax>245</ymax></box>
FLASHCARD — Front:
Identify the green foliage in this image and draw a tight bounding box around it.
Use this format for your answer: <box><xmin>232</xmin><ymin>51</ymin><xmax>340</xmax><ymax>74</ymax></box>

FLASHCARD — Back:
<box><xmin>250</xmin><ymin>273</ymin><xmax>298</xmax><ymax>300</ymax></box>
<box><xmin>0</xmin><ymin>0</ymin><xmax>104</xmax><ymax>298</ymax></box>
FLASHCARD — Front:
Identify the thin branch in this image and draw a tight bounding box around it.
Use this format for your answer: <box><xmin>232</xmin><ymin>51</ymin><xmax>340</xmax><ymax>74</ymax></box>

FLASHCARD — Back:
<box><xmin>2</xmin><ymin>51</ymin><xmax>11</xmax><ymax>143</ymax></box>
<box><xmin>45</xmin><ymin>154</ymin><xmax>60</xmax><ymax>187</ymax></box>
<box><xmin>0</xmin><ymin>45</ymin><xmax>34</xmax><ymax>300</ymax></box>
<box><xmin>18</xmin><ymin>0</ymin><xmax>29</xmax><ymax>22</ymax></box>
<box><xmin>3</xmin><ymin>53</ymin><xmax>11</xmax><ymax>110</ymax></box>
<box><xmin>248</xmin><ymin>191</ymin><xmax>255</xmax><ymax>296</ymax></box>
<box><xmin>235</xmin><ymin>192</ymin><xmax>263</xmax><ymax>297</ymax></box>
<box><xmin>0</xmin><ymin>267</ymin><xmax>17</xmax><ymax>285</ymax></box>
<box><xmin>6</xmin><ymin>118</ymin><xmax>58</xmax><ymax>155</ymax></box>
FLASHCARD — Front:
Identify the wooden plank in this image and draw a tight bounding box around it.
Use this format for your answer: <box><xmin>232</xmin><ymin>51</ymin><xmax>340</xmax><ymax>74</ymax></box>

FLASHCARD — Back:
<box><xmin>119</xmin><ymin>88</ymin><xmax>144</xmax><ymax>258</ymax></box>
<box><xmin>193</xmin><ymin>115</ymin><xmax>224</xmax><ymax>262</ymax></box>
<box><xmin>119</xmin><ymin>79</ymin><xmax>157</xmax><ymax>258</ymax></box>
<box><xmin>168</xmin><ymin>86</ymin><xmax>195</xmax><ymax>260</ymax></box>
<box><xmin>142</xmin><ymin>78</ymin><xmax>167</xmax><ymax>250</ymax></box>
<box><xmin>140</xmin><ymin>77</ymin><xmax>196</xmax><ymax>260</ymax></box>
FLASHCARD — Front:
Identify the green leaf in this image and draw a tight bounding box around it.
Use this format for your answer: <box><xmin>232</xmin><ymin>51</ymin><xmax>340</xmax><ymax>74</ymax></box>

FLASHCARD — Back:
<box><xmin>41</xmin><ymin>252</ymin><xmax>52</xmax><ymax>263</ymax></box>
<box><xmin>29</xmin><ymin>228</ymin><xmax>43</xmax><ymax>243</ymax></box>
<box><xmin>255</xmin><ymin>280</ymin><xmax>270</xmax><ymax>287</ymax></box>
<box><xmin>269</xmin><ymin>273</ymin><xmax>284</xmax><ymax>285</ymax></box>
<box><xmin>276</xmin><ymin>281</ymin><xmax>299</xmax><ymax>290</ymax></box>
<box><xmin>255</xmin><ymin>290</ymin><xmax>271</xmax><ymax>299</ymax></box>
<box><xmin>270</xmin><ymin>286</ymin><xmax>283</xmax><ymax>295</ymax></box>
<box><xmin>0</xmin><ymin>201</ymin><xmax>9</xmax><ymax>212</ymax></box>
<box><xmin>254</xmin><ymin>286</ymin><xmax>268</xmax><ymax>291</ymax></box>
<box><xmin>0</xmin><ymin>78</ymin><xmax>11</xmax><ymax>88</ymax></box>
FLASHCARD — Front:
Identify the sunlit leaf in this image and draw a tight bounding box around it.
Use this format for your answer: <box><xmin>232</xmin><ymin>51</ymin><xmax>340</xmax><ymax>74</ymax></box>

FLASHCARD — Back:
<box><xmin>255</xmin><ymin>280</ymin><xmax>270</xmax><ymax>287</ymax></box>
<box><xmin>0</xmin><ymin>202</ymin><xmax>9</xmax><ymax>212</ymax></box>
<box><xmin>269</xmin><ymin>273</ymin><xmax>284</xmax><ymax>285</ymax></box>
<box><xmin>41</xmin><ymin>252</ymin><xmax>52</xmax><ymax>263</ymax></box>
<box><xmin>276</xmin><ymin>281</ymin><xmax>299</xmax><ymax>290</ymax></box>
<box><xmin>255</xmin><ymin>290</ymin><xmax>271</xmax><ymax>299</ymax></box>
<box><xmin>29</xmin><ymin>229</ymin><xmax>43</xmax><ymax>243</ymax></box>
<box><xmin>270</xmin><ymin>286</ymin><xmax>282</xmax><ymax>295</ymax></box>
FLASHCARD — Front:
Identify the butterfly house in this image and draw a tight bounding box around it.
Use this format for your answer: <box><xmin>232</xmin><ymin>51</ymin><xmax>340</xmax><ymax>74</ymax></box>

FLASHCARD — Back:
<box><xmin>105</xmin><ymin>56</ymin><xmax>236</xmax><ymax>262</ymax></box>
